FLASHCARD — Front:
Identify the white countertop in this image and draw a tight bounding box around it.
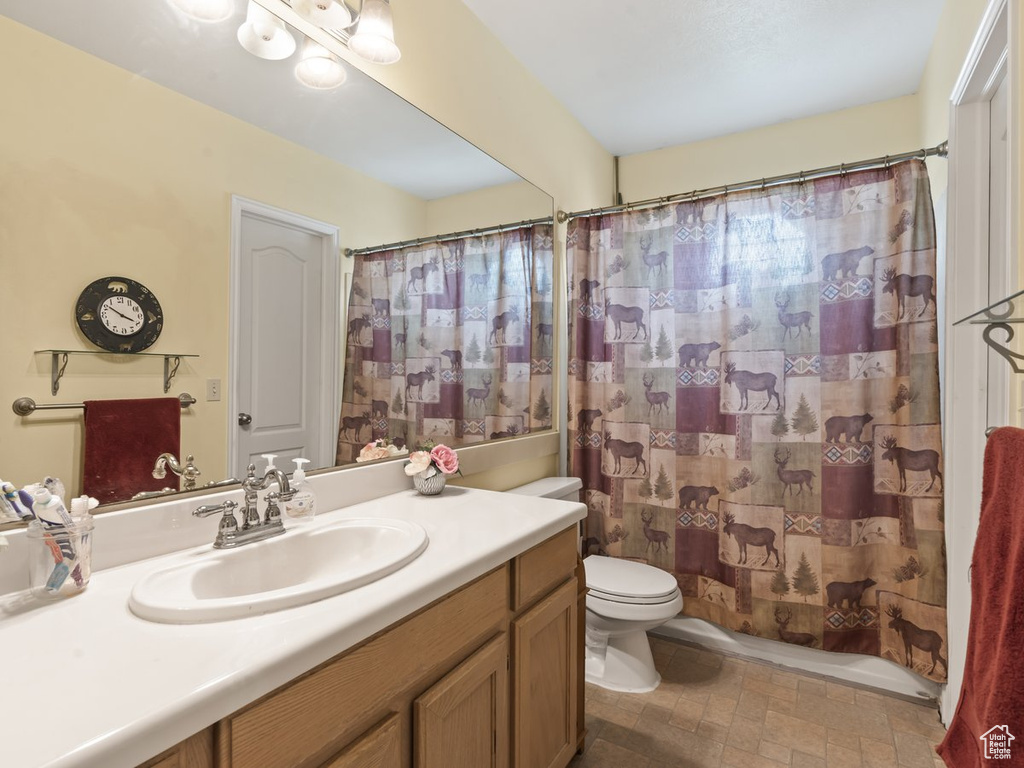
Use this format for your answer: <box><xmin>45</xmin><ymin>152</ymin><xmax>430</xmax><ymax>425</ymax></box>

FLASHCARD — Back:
<box><xmin>0</xmin><ymin>486</ymin><xmax>585</xmax><ymax>768</ymax></box>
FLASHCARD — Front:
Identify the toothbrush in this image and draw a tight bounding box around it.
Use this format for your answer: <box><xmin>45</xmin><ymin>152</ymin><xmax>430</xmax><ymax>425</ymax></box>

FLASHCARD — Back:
<box><xmin>1</xmin><ymin>482</ymin><xmax>33</xmax><ymax>519</ymax></box>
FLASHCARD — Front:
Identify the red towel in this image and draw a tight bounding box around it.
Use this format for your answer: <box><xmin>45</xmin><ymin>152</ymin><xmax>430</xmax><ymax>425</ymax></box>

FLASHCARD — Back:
<box><xmin>82</xmin><ymin>398</ymin><xmax>181</xmax><ymax>504</ymax></box>
<box><xmin>937</xmin><ymin>427</ymin><xmax>1024</xmax><ymax>766</ymax></box>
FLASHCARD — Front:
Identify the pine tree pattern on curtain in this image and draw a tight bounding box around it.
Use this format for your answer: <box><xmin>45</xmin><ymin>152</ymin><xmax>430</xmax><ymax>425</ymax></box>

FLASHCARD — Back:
<box><xmin>337</xmin><ymin>223</ymin><xmax>554</xmax><ymax>463</ymax></box>
<box><xmin>568</xmin><ymin>161</ymin><xmax>948</xmax><ymax>681</ymax></box>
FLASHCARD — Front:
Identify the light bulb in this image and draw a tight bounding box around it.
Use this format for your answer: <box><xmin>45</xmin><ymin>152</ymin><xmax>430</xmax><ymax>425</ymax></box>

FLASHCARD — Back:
<box><xmin>348</xmin><ymin>0</ymin><xmax>400</xmax><ymax>64</ymax></box>
<box><xmin>295</xmin><ymin>39</ymin><xmax>347</xmax><ymax>89</ymax></box>
<box><xmin>237</xmin><ymin>1</ymin><xmax>296</xmax><ymax>60</ymax></box>
<box><xmin>293</xmin><ymin>0</ymin><xmax>353</xmax><ymax>29</ymax></box>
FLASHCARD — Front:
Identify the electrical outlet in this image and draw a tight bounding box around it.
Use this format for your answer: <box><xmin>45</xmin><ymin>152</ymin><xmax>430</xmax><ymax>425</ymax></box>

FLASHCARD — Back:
<box><xmin>206</xmin><ymin>378</ymin><xmax>221</xmax><ymax>402</ymax></box>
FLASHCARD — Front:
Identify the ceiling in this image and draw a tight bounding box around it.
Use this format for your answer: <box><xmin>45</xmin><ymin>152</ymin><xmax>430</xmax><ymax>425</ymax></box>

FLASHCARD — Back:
<box><xmin>0</xmin><ymin>0</ymin><xmax>519</xmax><ymax>200</ymax></box>
<box><xmin>462</xmin><ymin>0</ymin><xmax>947</xmax><ymax>157</ymax></box>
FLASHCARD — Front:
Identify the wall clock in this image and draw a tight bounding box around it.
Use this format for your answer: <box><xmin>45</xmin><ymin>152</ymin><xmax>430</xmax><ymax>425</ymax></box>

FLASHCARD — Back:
<box><xmin>75</xmin><ymin>276</ymin><xmax>163</xmax><ymax>353</ymax></box>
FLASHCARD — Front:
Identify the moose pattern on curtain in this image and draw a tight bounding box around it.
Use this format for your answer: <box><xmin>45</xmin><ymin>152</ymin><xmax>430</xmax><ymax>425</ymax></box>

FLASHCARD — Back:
<box><xmin>337</xmin><ymin>224</ymin><xmax>554</xmax><ymax>464</ymax></box>
<box><xmin>568</xmin><ymin>161</ymin><xmax>948</xmax><ymax>681</ymax></box>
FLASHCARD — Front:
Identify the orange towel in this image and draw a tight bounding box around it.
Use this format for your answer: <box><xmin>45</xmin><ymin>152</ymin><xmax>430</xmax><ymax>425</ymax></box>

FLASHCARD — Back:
<box><xmin>937</xmin><ymin>427</ymin><xmax>1024</xmax><ymax>766</ymax></box>
<box><xmin>82</xmin><ymin>398</ymin><xmax>181</xmax><ymax>504</ymax></box>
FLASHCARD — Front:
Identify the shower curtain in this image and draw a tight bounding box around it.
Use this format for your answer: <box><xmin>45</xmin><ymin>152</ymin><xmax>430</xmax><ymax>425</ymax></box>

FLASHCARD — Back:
<box><xmin>568</xmin><ymin>160</ymin><xmax>948</xmax><ymax>681</ymax></box>
<box><xmin>337</xmin><ymin>223</ymin><xmax>554</xmax><ymax>464</ymax></box>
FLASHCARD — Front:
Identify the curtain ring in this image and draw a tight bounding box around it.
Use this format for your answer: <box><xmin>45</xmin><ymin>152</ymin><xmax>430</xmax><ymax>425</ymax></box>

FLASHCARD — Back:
<box><xmin>798</xmin><ymin>171</ymin><xmax>805</xmax><ymax>185</ymax></box>
<box><xmin>884</xmin><ymin>155</ymin><xmax>891</xmax><ymax>169</ymax></box>
<box><xmin>839</xmin><ymin>163</ymin><xmax>846</xmax><ymax>178</ymax></box>
<box><xmin>690</xmin><ymin>190</ymin><xmax>698</xmax><ymax>204</ymax></box>
<box><xmin>760</xmin><ymin>178</ymin><xmax>767</xmax><ymax>192</ymax></box>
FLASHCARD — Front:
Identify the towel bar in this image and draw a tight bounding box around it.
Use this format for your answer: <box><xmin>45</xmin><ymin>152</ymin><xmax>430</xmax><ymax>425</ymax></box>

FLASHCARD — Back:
<box><xmin>12</xmin><ymin>393</ymin><xmax>196</xmax><ymax>417</ymax></box>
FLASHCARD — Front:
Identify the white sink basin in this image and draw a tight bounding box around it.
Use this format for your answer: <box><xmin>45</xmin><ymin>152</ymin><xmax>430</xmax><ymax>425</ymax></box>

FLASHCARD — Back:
<box><xmin>129</xmin><ymin>518</ymin><xmax>428</xmax><ymax>623</ymax></box>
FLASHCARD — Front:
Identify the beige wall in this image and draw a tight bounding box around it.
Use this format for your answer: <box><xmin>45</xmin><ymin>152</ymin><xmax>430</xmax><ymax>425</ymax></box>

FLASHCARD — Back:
<box><xmin>296</xmin><ymin>0</ymin><xmax>614</xmax><ymax>214</ymax></box>
<box><xmin>0</xmin><ymin>16</ymin><xmax>428</xmax><ymax>495</ymax></box>
<box><xmin>425</xmin><ymin>180</ymin><xmax>554</xmax><ymax>237</ymax></box>
<box><xmin>619</xmin><ymin>95</ymin><xmax>921</xmax><ymax>201</ymax></box>
<box><xmin>918</xmin><ymin>0</ymin><xmax>992</xmax><ymax>194</ymax></box>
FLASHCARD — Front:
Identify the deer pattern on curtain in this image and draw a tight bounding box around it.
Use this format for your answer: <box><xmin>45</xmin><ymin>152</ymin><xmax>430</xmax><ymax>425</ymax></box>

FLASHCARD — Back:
<box><xmin>568</xmin><ymin>161</ymin><xmax>948</xmax><ymax>681</ymax></box>
<box><xmin>337</xmin><ymin>223</ymin><xmax>554</xmax><ymax>463</ymax></box>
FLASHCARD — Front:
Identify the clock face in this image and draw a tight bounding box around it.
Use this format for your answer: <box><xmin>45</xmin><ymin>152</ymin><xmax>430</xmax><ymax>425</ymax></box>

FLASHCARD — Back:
<box><xmin>76</xmin><ymin>277</ymin><xmax>163</xmax><ymax>353</ymax></box>
<box><xmin>99</xmin><ymin>296</ymin><xmax>145</xmax><ymax>336</ymax></box>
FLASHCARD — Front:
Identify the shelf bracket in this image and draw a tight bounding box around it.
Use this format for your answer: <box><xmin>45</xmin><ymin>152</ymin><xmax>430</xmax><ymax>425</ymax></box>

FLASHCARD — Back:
<box><xmin>51</xmin><ymin>352</ymin><xmax>69</xmax><ymax>396</ymax></box>
<box><xmin>982</xmin><ymin>323</ymin><xmax>1024</xmax><ymax>374</ymax></box>
<box><xmin>163</xmin><ymin>355</ymin><xmax>182</xmax><ymax>394</ymax></box>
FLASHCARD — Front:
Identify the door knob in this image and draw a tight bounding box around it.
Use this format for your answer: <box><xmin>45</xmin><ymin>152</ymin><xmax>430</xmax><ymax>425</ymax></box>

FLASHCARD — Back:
<box><xmin>238</xmin><ymin>413</ymin><xmax>252</xmax><ymax>426</ymax></box>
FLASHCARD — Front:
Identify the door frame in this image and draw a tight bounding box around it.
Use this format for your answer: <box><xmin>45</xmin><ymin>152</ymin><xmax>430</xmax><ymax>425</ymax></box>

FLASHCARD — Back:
<box><xmin>228</xmin><ymin>195</ymin><xmax>341</xmax><ymax>474</ymax></box>
<box><xmin>943</xmin><ymin>0</ymin><xmax>1016</xmax><ymax>720</ymax></box>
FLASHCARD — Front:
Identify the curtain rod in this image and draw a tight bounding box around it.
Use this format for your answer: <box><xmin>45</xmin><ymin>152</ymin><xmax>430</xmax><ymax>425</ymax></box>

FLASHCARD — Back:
<box><xmin>556</xmin><ymin>141</ymin><xmax>948</xmax><ymax>223</ymax></box>
<box><xmin>344</xmin><ymin>215</ymin><xmax>555</xmax><ymax>257</ymax></box>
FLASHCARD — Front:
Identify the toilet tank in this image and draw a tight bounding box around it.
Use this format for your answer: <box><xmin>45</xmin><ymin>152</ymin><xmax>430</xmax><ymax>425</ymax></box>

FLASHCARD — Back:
<box><xmin>506</xmin><ymin>476</ymin><xmax>583</xmax><ymax>502</ymax></box>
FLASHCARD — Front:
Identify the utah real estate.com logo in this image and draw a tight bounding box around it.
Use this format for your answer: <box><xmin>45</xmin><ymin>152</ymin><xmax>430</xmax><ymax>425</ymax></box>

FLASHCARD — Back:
<box><xmin>980</xmin><ymin>725</ymin><xmax>1015</xmax><ymax>760</ymax></box>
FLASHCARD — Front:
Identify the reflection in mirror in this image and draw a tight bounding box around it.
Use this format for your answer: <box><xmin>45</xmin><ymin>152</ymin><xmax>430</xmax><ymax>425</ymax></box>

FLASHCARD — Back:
<box><xmin>0</xmin><ymin>0</ymin><xmax>553</xmax><ymax>518</ymax></box>
<box><xmin>337</xmin><ymin>222</ymin><xmax>554</xmax><ymax>464</ymax></box>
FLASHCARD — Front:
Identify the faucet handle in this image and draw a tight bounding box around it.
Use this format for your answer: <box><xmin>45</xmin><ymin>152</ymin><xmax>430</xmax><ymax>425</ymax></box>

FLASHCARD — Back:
<box><xmin>193</xmin><ymin>500</ymin><xmax>240</xmax><ymax>546</ymax></box>
<box><xmin>193</xmin><ymin>500</ymin><xmax>238</xmax><ymax>519</ymax></box>
<box><xmin>182</xmin><ymin>455</ymin><xmax>202</xmax><ymax>490</ymax></box>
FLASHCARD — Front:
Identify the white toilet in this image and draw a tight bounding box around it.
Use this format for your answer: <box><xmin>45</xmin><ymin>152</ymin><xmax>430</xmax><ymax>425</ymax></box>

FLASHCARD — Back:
<box><xmin>507</xmin><ymin>477</ymin><xmax>684</xmax><ymax>693</ymax></box>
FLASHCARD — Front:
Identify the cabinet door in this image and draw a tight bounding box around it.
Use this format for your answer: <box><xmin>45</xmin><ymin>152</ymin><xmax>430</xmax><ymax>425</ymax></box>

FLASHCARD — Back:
<box><xmin>322</xmin><ymin>713</ymin><xmax>402</xmax><ymax>768</ymax></box>
<box><xmin>414</xmin><ymin>633</ymin><xmax>509</xmax><ymax>768</ymax></box>
<box><xmin>137</xmin><ymin>729</ymin><xmax>214</xmax><ymax>768</ymax></box>
<box><xmin>512</xmin><ymin>579</ymin><xmax>577</xmax><ymax>768</ymax></box>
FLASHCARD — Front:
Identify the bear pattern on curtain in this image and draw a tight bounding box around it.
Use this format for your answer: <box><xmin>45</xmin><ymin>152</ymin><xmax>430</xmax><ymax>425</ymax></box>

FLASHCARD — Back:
<box><xmin>337</xmin><ymin>223</ymin><xmax>554</xmax><ymax>464</ymax></box>
<box><xmin>568</xmin><ymin>161</ymin><xmax>948</xmax><ymax>681</ymax></box>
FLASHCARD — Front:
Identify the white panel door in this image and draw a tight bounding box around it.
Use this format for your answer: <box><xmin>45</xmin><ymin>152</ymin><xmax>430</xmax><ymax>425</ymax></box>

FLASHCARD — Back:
<box><xmin>236</xmin><ymin>212</ymin><xmax>325</xmax><ymax>475</ymax></box>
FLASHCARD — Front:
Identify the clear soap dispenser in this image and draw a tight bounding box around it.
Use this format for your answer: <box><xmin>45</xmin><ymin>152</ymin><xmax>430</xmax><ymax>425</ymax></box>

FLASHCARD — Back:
<box><xmin>283</xmin><ymin>458</ymin><xmax>316</xmax><ymax>523</ymax></box>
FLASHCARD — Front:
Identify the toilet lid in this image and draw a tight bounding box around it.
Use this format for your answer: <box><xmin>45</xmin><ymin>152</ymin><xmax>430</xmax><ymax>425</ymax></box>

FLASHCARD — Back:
<box><xmin>584</xmin><ymin>555</ymin><xmax>679</xmax><ymax>601</ymax></box>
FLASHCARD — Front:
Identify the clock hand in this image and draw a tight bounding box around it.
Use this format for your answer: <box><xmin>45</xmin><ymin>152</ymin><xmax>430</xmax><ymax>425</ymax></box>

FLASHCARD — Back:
<box><xmin>109</xmin><ymin>306</ymin><xmax>135</xmax><ymax>322</ymax></box>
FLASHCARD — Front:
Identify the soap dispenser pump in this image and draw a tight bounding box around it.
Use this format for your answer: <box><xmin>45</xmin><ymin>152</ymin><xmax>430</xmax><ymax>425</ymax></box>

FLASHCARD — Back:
<box><xmin>283</xmin><ymin>458</ymin><xmax>316</xmax><ymax>523</ymax></box>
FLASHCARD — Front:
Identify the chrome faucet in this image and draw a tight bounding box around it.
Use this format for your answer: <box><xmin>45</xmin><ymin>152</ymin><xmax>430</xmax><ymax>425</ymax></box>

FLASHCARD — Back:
<box><xmin>153</xmin><ymin>453</ymin><xmax>202</xmax><ymax>491</ymax></box>
<box><xmin>193</xmin><ymin>462</ymin><xmax>293</xmax><ymax>549</ymax></box>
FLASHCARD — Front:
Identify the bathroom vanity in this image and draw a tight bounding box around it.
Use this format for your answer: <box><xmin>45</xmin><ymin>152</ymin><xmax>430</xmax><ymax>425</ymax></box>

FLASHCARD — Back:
<box><xmin>0</xmin><ymin>485</ymin><xmax>586</xmax><ymax>768</ymax></box>
<box><xmin>144</xmin><ymin>529</ymin><xmax>580</xmax><ymax>768</ymax></box>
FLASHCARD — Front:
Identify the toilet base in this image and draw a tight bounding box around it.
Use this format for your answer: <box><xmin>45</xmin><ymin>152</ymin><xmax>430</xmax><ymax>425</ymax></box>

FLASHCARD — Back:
<box><xmin>584</xmin><ymin>627</ymin><xmax>662</xmax><ymax>693</ymax></box>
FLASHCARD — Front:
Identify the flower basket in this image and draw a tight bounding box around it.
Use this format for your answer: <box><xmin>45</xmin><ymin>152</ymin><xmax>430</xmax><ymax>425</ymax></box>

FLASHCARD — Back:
<box><xmin>412</xmin><ymin>471</ymin><xmax>446</xmax><ymax>496</ymax></box>
<box><xmin>406</xmin><ymin>443</ymin><xmax>460</xmax><ymax>495</ymax></box>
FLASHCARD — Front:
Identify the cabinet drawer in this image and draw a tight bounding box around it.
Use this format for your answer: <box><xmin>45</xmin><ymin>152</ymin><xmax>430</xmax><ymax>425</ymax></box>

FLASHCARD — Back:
<box><xmin>511</xmin><ymin>528</ymin><xmax>576</xmax><ymax>612</ymax></box>
<box><xmin>224</xmin><ymin>565</ymin><xmax>508</xmax><ymax>768</ymax></box>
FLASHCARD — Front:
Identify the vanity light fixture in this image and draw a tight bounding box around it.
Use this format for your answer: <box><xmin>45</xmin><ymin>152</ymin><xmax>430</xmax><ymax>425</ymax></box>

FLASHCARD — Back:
<box><xmin>295</xmin><ymin>39</ymin><xmax>348</xmax><ymax>89</ymax></box>
<box><xmin>167</xmin><ymin>0</ymin><xmax>235</xmax><ymax>23</ymax></box>
<box><xmin>348</xmin><ymin>0</ymin><xmax>401</xmax><ymax>64</ymax></box>
<box><xmin>237</xmin><ymin>0</ymin><xmax>297</xmax><ymax>60</ymax></box>
<box><xmin>293</xmin><ymin>0</ymin><xmax>352</xmax><ymax>29</ymax></box>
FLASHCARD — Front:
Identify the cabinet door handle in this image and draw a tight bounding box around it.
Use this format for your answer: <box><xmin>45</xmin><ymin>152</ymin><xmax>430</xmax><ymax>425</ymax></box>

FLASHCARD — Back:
<box><xmin>238</xmin><ymin>412</ymin><xmax>252</xmax><ymax>426</ymax></box>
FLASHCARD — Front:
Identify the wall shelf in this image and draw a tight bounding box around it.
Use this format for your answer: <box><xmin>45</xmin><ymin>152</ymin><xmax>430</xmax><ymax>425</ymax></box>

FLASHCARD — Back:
<box><xmin>953</xmin><ymin>288</ymin><xmax>1024</xmax><ymax>373</ymax></box>
<box><xmin>37</xmin><ymin>350</ymin><xmax>199</xmax><ymax>396</ymax></box>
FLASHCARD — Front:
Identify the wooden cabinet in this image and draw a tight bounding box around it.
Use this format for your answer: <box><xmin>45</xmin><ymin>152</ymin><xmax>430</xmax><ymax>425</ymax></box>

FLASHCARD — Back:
<box><xmin>139</xmin><ymin>527</ymin><xmax>582</xmax><ymax>768</ymax></box>
<box><xmin>512</xmin><ymin>579</ymin><xmax>577</xmax><ymax>768</ymax></box>
<box><xmin>415</xmin><ymin>633</ymin><xmax>509</xmax><ymax>768</ymax></box>
<box><xmin>139</xmin><ymin>729</ymin><xmax>215</xmax><ymax>768</ymax></box>
<box><xmin>321</xmin><ymin>713</ymin><xmax>402</xmax><ymax>768</ymax></box>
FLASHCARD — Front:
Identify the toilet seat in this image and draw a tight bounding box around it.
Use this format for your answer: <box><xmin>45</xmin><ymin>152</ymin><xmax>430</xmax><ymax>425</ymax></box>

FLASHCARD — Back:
<box><xmin>588</xmin><ymin>586</ymin><xmax>678</xmax><ymax>605</ymax></box>
<box><xmin>584</xmin><ymin>555</ymin><xmax>679</xmax><ymax>604</ymax></box>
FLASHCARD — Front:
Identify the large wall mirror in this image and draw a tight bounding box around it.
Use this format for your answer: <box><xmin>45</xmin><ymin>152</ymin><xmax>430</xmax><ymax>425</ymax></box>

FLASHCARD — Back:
<box><xmin>0</xmin><ymin>0</ymin><xmax>553</xmax><ymax>520</ymax></box>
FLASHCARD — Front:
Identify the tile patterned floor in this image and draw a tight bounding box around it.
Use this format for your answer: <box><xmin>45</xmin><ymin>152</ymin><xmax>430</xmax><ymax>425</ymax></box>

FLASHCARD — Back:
<box><xmin>570</xmin><ymin>637</ymin><xmax>946</xmax><ymax>768</ymax></box>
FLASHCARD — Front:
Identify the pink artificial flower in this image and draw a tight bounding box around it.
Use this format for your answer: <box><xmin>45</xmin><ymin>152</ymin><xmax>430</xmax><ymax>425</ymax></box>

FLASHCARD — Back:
<box><xmin>357</xmin><ymin>443</ymin><xmax>390</xmax><ymax>462</ymax></box>
<box><xmin>405</xmin><ymin>451</ymin><xmax>433</xmax><ymax>476</ymax></box>
<box><xmin>430</xmin><ymin>444</ymin><xmax>459</xmax><ymax>475</ymax></box>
